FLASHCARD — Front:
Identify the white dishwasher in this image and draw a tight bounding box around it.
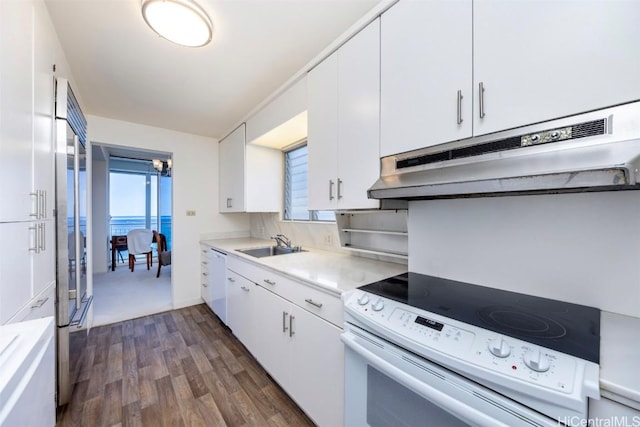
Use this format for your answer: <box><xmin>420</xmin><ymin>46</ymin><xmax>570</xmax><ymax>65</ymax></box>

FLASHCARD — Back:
<box><xmin>207</xmin><ymin>248</ymin><xmax>227</xmax><ymax>324</ymax></box>
<box><xmin>0</xmin><ymin>316</ymin><xmax>55</xmax><ymax>427</ymax></box>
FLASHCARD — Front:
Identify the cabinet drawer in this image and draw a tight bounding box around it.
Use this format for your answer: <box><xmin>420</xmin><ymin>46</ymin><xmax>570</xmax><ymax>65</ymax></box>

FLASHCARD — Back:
<box><xmin>286</xmin><ymin>285</ymin><xmax>342</xmax><ymax>328</ymax></box>
<box><xmin>228</xmin><ymin>255</ymin><xmax>343</xmax><ymax>327</ymax></box>
<box><xmin>228</xmin><ymin>256</ymin><xmax>298</xmax><ymax>298</ymax></box>
<box><xmin>7</xmin><ymin>282</ymin><xmax>56</xmax><ymax>324</ymax></box>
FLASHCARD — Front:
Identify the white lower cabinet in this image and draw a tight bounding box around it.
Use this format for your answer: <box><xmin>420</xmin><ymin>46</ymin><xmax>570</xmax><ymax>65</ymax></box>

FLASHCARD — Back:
<box><xmin>588</xmin><ymin>397</ymin><xmax>640</xmax><ymax>423</ymax></box>
<box><xmin>288</xmin><ymin>302</ymin><xmax>344</xmax><ymax>427</ymax></box>
<box><xmin>226</xmin><ymin>257</ymin><xmax>345</xmax><ymax>426</ymax></box>
<box><xmin>0</xmin><ymin>221</ymin><xmax>55</xmax><ymax>325</ymax></box>
<box><xmin>226</xmin><ymin>269</ymin><xmax>258</xmax><ymax>355</ymax></box>
<box><xmin>252</xmin><ymin>285</ymin><xmax>344</xmax><ymax>427</ymax></box>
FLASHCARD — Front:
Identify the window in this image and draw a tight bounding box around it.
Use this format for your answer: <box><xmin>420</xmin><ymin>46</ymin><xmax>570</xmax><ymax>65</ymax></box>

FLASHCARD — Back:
<box><xmin>283</xmin><ymin>144</ymin><xmax>334</xmax><ymax>221</ymax></box>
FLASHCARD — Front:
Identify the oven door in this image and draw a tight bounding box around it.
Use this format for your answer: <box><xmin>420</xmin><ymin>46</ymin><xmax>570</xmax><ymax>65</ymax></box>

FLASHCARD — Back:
<box><xmin>342</xmin><ymin>323</ymin><xmax>557</xmax><ymax>427</ymax></box>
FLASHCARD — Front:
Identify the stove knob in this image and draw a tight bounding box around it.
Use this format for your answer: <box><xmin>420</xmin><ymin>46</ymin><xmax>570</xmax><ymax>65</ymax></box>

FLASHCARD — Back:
<box><xmin>523</xmin><ymin>349</ymin><xmax>551</xmax><ymax>372</ymax></box>
<box><xmin>488</xmin><ymin>337</ymin><xmax>511</xmax><ymax>358</ymax></box>
<box><xmin>372</xmin><ymin>299</ymin><xmax>385</xmax><ymax>312</ymax></box>
<box><xmin>357</xmin><ymin>294</ymin><xmax>370</xmax><ymax>305</ymax></box>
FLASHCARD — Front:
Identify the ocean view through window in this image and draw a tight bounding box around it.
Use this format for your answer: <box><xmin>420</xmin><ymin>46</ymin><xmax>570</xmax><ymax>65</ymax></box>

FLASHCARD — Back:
<box><xmin>109</xmin><ymin>164</ymin><xmax>172</xmax><ymax>251</ymax></box>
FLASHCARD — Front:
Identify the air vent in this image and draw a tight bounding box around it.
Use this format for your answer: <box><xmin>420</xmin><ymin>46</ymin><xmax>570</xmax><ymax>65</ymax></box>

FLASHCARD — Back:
<box><xmin>397</xmin><ymin>118</ymin><xmax>607</xmax><ymax>170</ymax></box>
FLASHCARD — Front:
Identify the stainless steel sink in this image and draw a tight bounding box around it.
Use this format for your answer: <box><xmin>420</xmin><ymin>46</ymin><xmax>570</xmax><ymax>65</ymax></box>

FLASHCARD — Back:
<box><xmin>237</xmin><ymin>246</ymin><xmax>306</xmax><ymax>258</ymax></box>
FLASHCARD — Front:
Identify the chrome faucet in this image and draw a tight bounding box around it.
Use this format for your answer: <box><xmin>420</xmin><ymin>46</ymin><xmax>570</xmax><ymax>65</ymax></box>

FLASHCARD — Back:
<box><xmin>271</xmin><ymin>234</ymin><xmax>291</xmax><ymax>248</ymax></box>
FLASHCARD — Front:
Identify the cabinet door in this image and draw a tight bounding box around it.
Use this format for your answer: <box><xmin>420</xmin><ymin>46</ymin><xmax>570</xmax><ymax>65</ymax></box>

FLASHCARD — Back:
<box><xmin>0</xmin><ymin>0</ymin><xmax>34</xmax><ymax>221</ymax></box>
<box><xmin>337</xmin><ymin>19</ymin><xmax>381</xmax><ymax>210</ymax></box>
<box><xmin>32</xmin><ymin>221</ymin><xmax>55</xmax><ymax>299</ymax></box>
<box><xmin>252</xmin><ymin>286</ymin><xmax>292</xmax><ymax>390</ymax></box>
<box><xmin>289</xmin><ymin>305</ymin><xmax>344</xmax><ymax>427</ymax></box>
<box><xmin>225</xmin><ymin>271</ymin><xmax>256</xmax><ymax>353</ymax></box>
<box><xmin>307</xmin><ymin>51</ymin><xmax>339</xmax><ymax>211</ymax></box>
<box><xmin>474</xmin><ymin>0</ymin><xmax>640</xmax><ymax>136</ymax></box>
<box><xmin>380</xmin><ymin>0</ymin><xmax>472</xmax><ymax>157</ymax></box>
<box><xmin>218</xmin><ymin>124</ymin><xmax>246</xmax><ymax>213</ymax></box>
<box><xmin>33</xmin><ymin>1</ymin><xmax>55</xmax><ymax>216</ymax></box>
<box><xmin>0</xmin><ymin>222</ymin><xmax>35</xmax><ymax>324</ymax></box>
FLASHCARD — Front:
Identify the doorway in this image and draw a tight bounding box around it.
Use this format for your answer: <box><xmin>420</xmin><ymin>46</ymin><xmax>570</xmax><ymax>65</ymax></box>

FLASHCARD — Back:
<box><xmin>91</xmin><ymin>144</ymin><xmax>173</xmax><ymax>326</ymax></box>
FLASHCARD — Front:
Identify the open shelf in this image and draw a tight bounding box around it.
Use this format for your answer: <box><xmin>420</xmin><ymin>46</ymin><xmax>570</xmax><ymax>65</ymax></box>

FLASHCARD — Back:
<box><xmin>342</xmin><ymin>228</ymin><xmax>408</xmax><ymax>236</ymax></box>
<box><xmin>343</xmin><ymin>245</ymin><xmax>408</xmax><ymax>260</ymax></box>
<box><xmin>337</xmin><ymin>210</ymin><xmax>408</xmax><ymax>262</ymax></box>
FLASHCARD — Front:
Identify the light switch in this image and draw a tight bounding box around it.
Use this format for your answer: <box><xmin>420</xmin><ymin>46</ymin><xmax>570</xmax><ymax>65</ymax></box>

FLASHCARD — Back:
<box><xmin>186</xmin><ymin>210</ymin><xmax>196</xmax><ymax>216</ymax></box>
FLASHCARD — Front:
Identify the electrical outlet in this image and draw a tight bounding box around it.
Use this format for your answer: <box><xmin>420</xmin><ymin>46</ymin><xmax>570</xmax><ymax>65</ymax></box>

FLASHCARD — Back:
<box><xmin>186</xmin><ymin>210</ymin><xmax>196</xmax><ymax>216</ymax></box>
<box><xmin>324</xmin><ymin>233</ymin><xmax>333</xmax><ymax>245</ymax></box>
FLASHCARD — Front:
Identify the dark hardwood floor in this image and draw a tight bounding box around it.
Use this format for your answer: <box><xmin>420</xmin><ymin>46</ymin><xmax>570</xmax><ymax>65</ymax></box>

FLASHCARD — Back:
<box><xmin>57</xmin><ymin>304</ymin><xmax>316</xmax><ymax>427</ymax></box>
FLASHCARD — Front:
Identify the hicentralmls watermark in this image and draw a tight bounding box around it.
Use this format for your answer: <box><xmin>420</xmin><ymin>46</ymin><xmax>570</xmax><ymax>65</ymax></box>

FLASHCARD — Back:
<box><xmin>558</xmin><ymin>416</ymin><xmax>640</xmax><ymax>427</ymax></box>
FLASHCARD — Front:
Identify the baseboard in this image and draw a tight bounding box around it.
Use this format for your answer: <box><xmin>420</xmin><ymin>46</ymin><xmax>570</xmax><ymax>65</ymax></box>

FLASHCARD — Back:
<box><xmin>173</xmin><ymin>296</ymin><xmax>204</xmax><ymax>310</ymax></box>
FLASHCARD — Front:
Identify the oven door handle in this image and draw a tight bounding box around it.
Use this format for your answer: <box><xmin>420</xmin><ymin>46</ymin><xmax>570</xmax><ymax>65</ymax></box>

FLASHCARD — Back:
<box><xmin>342</xmin><ymin>332</ymin><xmax>511</xmax><ymax>427</ymax></box>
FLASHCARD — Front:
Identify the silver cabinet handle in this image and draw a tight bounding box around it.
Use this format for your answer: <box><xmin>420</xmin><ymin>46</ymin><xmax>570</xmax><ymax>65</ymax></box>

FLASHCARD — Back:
<box><xmin>329</xmin><ymin>180</ymin><xmax>335</xmax><ymax>201</ymax></box>
<box><xmin>227</xmin><ymin>277</ymin><xmax>235</xmax><ymax>282</ymax></box>
<box><xmin>29</xmin><ymin>225</ymin><xmax>38</xmax><ymax>252</ymax></box>
<box><xmin>39</xmin><ymin>223</ymin><xmax>45</xmax><ymax>251</ymax></box>
<box><xmin>305</xmin><ymin>298</ymin><xmax>323</xmax><ymax>309</ymax></box>
<box><xmin>337</xmin><ymin>179</ymin><xmax>343</xmax><ymax>200</ymax></box>
<box><xmin>479</xmin><ymin>82</ymin><xmax>485</xmax><ymax>119</ymax></box>
<box><xmin>39</xmin><ymin>190</ymin><xmax>46</xmax><ymax>219</ymax></box>
<box><xmin>289</xmin><ymin>315</ymin><xmax>295</xmax><ymax>337</ymax></box>
<box><xmin>226</xmin><ymin>198</ymin><xmax>232</xmax><ymax>208</ymax></box>
<box><xmin>43</xmin><ymin>190</ymin><xmax>47</xmax><ymax>219</ymax></box>
<box><xmin>31</xmin><ymin>297</ymin><xmax>48</xmax><ymax>308</ymax></box>
<box><xmin>457</xmin><ymin>90</ymin><xmax>464</xmax><ymax>124</ymax></box>
<box><xmin>241</xmin><ymin>286</ymin><xmax>250</xmax><ymax>292</ymax></box>
<box><xmin>282</xmin><ymin>311</ymin><xmax>289</xmax><ymax>333</ymax></box>
<box><xmin>263</xmin><ymin>279</ymin><xmax>276</xmax><ymax>286</ymax></box>
<box><xmin>30</xmin><ymin>191</ymin><xmax>39</xmax><ymax>218</ymax></box>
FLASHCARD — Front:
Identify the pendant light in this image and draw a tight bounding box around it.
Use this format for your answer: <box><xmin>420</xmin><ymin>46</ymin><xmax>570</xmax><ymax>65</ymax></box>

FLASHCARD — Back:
<box><xmin>141</xmin><ymin>0</ymin><xmax>213</xmax><ymax>47</ymax></box>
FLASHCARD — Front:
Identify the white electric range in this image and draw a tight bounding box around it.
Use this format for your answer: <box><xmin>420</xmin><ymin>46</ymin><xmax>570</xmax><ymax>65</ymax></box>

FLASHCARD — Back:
<box><xmin>342</xmin><ymin>272</ymin><xmax>600</xmax><ymax>426</ymax></box>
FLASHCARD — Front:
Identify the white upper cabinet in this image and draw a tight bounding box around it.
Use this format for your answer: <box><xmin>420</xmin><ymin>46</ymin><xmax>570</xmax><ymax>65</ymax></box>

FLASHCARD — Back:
<box><xmin>473</xmin><ymin>0</ymin><xmax>640</xmax><ymax>137</ymax></box>
<box><xmin>0</xmin><ymin>0</ymin><xmax>35</xmax><ymax>222</ymax></box>
<box><xmin>219</xmin><ymin>124</ymin><xmax>246</xmax><ymax>213</ymax></box>
<box><xmin>33</xmin><ymin>1</ymin><xmax>56</xmax><ymax>219</ymax></box>
<box><xmin>308</xmin><ymin>51</ymin><xmax>339</xmax><ymax>211</ymax></box>
<box><xmin>381</xmin><ymin>0</ymin><xmax>472</xmax><ymax>157</ymax></box>
<box><xmin>337</xmin><ymin>18</ymin><xmax>381</xmax><ymax>210</ymax></box>
<box><xmin>380</xmin><ymin>0</ymin><xmax>640</xmax><ymax>156</ymax></box>
<box><xmin>308</xmin><ymin>18</ymin><xmax>381</xmax><ymax>211</ymax></box>
<box><xmin>218</xmin><ymin>123</ymin><xmax>282</xmax><ymax>213</ymax></box>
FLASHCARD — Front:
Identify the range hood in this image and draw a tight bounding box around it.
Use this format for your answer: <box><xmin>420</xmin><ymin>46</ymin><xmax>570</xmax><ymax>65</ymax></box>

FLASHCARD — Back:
<box><xmin>369</xmin><ymin>102</ymin><xmax>640</xmax><ymax>200</ymax></box>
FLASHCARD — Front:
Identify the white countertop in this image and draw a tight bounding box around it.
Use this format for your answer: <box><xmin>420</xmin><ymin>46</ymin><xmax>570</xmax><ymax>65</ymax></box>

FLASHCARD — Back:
<box><xmin>201</xmin><ymin>238</ymin><xmax>407</xmax><ymax>296</ymax></box>
<box><xmin>598</xmin><ymin>311</ymin><xmax>640</xmax><ymax>408</ymax></box>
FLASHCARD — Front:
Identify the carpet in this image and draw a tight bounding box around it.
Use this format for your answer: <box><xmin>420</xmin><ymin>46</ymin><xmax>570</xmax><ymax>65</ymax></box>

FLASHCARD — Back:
<box><xmin>92</xmin><ymin>261</ymin><xmax>172</xmax><ymax>327</ymax></box>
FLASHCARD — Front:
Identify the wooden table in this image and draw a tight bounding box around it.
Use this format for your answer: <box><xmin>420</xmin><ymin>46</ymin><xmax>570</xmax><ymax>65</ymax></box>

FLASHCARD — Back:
<box><xmin>111</xmin><ymin>235</ymin><xmax>128</xmax><ymax>271</ymax></box>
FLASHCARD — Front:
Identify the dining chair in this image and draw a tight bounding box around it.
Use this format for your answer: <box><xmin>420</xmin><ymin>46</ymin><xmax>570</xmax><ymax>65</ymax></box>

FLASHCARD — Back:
<box><xmin>153</xmin><ymin>230</ymin><xmax>171</xmax><ymax>278</ymax></box>
<box><xmin>127</xmin><ymin>229</ymin><xmax>153</xmax><ymax>272</ymax></box>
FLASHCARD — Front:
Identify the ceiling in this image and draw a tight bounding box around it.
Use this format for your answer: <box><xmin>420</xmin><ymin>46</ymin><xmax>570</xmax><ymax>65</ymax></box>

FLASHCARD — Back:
<box><xmin>45</xmin><ymin>0</ymin><xmax>380</xmax><ymax>140</ymax></box>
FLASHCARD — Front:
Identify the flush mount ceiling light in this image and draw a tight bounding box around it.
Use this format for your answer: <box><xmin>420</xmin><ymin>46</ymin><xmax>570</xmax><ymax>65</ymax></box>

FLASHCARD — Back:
<box><xmin>141</xmin><ymin>0</ymin><xmax>213</xmax><ymax>47</ymax></box>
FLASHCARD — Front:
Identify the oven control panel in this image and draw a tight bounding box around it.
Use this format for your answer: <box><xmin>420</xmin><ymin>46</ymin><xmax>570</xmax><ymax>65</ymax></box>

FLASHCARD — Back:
<box><xmin>344</xmin><ymin>291</ymin><xmax>579</xmax><ymax>394</ymax></box>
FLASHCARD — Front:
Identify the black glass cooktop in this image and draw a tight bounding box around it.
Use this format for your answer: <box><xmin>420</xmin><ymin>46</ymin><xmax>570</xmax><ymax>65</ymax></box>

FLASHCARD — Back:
<box><xmin>359</xmin><ymin>272</ymin><xmax>600</xmax><ymax>363</ymax></box>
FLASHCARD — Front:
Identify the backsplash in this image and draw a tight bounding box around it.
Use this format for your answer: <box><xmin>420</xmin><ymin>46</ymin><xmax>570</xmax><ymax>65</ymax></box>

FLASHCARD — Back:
<box><xmin>408</xmin><ymin>191</ymin><xmax>640</xmax><ymax>318</ymax></box>
<box><xmin>250</xmin><ymin>213</ymin><xmax>341</xmax><ymax>251</ymax></box>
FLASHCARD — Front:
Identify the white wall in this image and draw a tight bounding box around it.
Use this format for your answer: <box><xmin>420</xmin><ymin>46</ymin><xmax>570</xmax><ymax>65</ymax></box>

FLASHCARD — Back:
<box><xmin>408</xmin><ymin>191</ymin><xmax>640</xmax><ymax>318</ymax></box>
<box><xmin>87</xmin><ymin>115</ymin><xmax>250</xmax><ymax>308</ymax></box>
<box><xmin>91</xmin><ymin>157</ymin><xmax>109</xmax><ymax>273</ymax></box>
